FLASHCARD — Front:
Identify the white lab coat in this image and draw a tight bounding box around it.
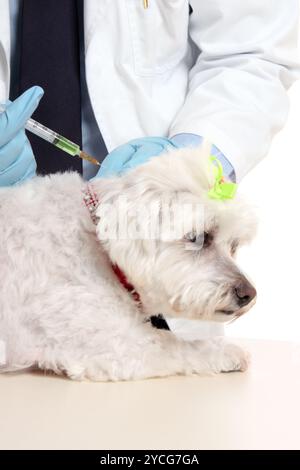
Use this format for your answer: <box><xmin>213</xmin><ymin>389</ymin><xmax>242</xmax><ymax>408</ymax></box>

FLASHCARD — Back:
<box><xmin>0</xmin><ymin>0</ymin><xmax>299</xmax><ymax>180</ymax></box>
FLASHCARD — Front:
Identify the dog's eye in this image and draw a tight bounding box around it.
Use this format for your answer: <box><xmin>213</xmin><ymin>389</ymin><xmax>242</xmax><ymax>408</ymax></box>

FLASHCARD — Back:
<box><xmin>184</xmin><ymin>231</ymin><xmax>213</xmax><ymax>248</ymax></box>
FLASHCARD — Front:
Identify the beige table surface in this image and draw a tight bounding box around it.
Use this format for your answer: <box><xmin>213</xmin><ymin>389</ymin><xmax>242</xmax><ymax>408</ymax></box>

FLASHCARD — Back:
<box><xmin>0</xmin><ymin>339</ymin><xmax>300</xmax><ymax>450</ymax></box>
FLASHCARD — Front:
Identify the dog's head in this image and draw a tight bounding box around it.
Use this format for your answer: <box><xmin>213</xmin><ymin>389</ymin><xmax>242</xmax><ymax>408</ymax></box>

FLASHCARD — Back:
<box><xmin>95</xmin><ymin>142</ymin><xmax>257</xmax><ymax>322</ymax></box>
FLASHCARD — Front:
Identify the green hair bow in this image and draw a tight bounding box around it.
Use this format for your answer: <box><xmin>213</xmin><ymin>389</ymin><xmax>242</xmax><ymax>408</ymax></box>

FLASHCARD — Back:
<box><xmin>207</xmin><ymin>156</ymin><xmax>237</xmax><ymax>200</ymax></box>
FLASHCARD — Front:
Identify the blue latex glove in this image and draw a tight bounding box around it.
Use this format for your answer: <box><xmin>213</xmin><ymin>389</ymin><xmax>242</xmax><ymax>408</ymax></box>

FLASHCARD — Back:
<box><xmin>0</xmin><ymin>86</ymin><xmax>44</xmax><ymax>187</ymax></box>
<box><xmin>96</xmin><ymin>136</ymin><xmax>178</xmax><ymax>178</ymax></box>
<box><xmin>96</xmin><ymin>134</ymin><xmax>236</xmax><ymax>181</ymax></box>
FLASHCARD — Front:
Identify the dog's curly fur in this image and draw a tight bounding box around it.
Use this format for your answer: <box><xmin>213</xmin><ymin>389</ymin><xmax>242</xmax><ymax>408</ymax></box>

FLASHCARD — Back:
<box><xmin>0</xmin><ymin>144</ymin><xmax>257</xmax><ymax>380</ymax></box>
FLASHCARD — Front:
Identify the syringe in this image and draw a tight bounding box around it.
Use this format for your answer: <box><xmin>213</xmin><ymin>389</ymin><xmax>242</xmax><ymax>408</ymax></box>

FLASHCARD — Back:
<box><xmin>0</xmin><ymin>105</ymin><xmax>100</xmax><ymax>167</ymax></box>
<box><xmin>25</xmin><ymin>118</ymin><xmax>100</xmax><ymax>166</ymax></box>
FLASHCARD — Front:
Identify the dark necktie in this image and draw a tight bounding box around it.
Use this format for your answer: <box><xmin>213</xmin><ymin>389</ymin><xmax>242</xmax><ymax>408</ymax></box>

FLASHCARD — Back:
<box><xmin>19</xmin><ymin>0</ymin><xmax>82</xmax><ymax>175</ymax></box>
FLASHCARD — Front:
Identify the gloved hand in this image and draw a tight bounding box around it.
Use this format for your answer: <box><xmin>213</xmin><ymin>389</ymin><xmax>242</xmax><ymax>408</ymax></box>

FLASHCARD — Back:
<box><xmin>96</xmin><ymin>136</ymin><xmax>178</xmax><ymax>178</ymax></box>
<box><xmin>96</xmin><ymin>134</ymin><xmax>236</xmax><ymax>182</ymax></box>
<box><xmin>0</xmin><ymin>86</ymin><xmax>44</xmax><ymax>187</ymax></box>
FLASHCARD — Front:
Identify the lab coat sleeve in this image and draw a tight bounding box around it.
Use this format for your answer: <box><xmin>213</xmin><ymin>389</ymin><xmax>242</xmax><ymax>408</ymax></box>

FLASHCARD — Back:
<box><xmin>169</xmin><ymin>0</ymin><xmax>300</xmax><ymax>181</ymax></box>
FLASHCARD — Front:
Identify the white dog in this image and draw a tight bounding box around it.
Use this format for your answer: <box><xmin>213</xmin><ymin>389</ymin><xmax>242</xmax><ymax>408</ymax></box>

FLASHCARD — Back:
<box><xmin>0</xmin><ymin>144</ymin><xmax>257</xmax><ymax>380</ymax></box>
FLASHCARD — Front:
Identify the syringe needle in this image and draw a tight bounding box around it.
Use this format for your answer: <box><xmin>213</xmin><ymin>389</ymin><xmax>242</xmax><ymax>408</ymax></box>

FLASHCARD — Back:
<box><xmin>79</xmin><ymin>151</ymin><xmax>100</xmax><ymax>166</ymax></box>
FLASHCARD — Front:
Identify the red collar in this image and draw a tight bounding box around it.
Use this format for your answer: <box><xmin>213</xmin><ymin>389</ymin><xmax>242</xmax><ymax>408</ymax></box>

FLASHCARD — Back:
<box><xmin>111</xmin><ymin>264</ymin><xmax>141</xmax><ymax>305</ymax></box>
<box><xmin>83</xmin><ymin>184</ymin><xmax>141</xmax><ymax>306</ymax></box>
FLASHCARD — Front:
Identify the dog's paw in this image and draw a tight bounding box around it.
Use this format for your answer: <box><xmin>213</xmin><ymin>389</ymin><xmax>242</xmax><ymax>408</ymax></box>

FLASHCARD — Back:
<box><xmin>218</xmin><ymin>342</ymin><xmax>250</xmax><ymax>373</ymax></box>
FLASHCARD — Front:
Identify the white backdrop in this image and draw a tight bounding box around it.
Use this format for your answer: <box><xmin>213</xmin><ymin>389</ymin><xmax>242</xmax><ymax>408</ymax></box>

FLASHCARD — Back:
<box><xmin>227</xmin><ymin>79</ymin><xmax>300</xmax><ymax>341</ymax></box>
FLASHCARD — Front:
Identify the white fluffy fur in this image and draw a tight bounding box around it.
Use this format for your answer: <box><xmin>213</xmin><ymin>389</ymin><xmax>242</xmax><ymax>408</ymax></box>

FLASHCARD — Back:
<box><xmin>0</xmin><ymin>145</ymin><xmax>256</xmax><ymax>380</ymax></box>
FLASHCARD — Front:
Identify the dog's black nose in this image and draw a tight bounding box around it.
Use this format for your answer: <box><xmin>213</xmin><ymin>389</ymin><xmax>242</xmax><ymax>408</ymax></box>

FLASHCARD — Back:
<box><xmin>234</xmin><ymin>281</ymin><xmax>257</xmax><ymax>307</ymax></box>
